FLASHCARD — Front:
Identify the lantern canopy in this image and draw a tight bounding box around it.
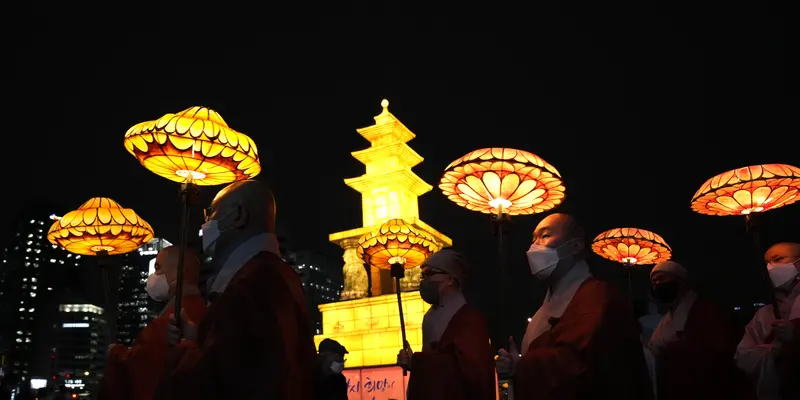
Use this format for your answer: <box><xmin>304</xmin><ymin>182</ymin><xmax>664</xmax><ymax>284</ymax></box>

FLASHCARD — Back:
<box><xmin>592</xmin><ymin>228</ymin><xmax>672</xmax><ymax>266</ymax></box>
<box><xmin>124</xmin><ymin>106</ymin><xmax>261</xmax><ymax>186</ymax></box>
<box><xmin>47</xmin><ymin>197</ymin><xmax>155</xmax><ymax>256</ymax></box>
<box><xmin>690</xmin><ymin>164</ymin><xmax>800</xmax><ymax>216</ymax></box>
<box><xmin>357</xmin><ymin>219</ymin><xmax>440</xmax><ymax>270</ymax></box>
<box><xmin>439</xmin><ymin>148</ymin><xmax>565</xmax><ymax>216</ymax></box>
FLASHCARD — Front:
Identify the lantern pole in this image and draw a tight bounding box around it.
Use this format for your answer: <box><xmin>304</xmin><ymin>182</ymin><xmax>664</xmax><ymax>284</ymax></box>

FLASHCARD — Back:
<box><xmin>390</xmin><ymin>262</ymin><xmax>409</xmax><ymax>376</ymax></box>
<box><xmin>173</xmin><ymin>177</ymin><xmax>200</xmax><ymax>333</ymax></box>
<box><xmin>745</xmin><ymin>213</ymin><xmax>780</xmax><ymax>319</ymax></box>
<box><xmin>491</xmin><ymin>206</ymin><xmax>512</xmax><ymax>347</ymax></box>
<box><xmin>97</xmin><ymin>250</ymin><xmax>114</xmax><ymax>341</ymax></box>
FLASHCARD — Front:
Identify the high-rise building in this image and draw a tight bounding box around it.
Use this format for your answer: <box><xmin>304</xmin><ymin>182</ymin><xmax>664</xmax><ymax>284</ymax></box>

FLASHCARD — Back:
<box><xmin>54</xmin><ymin>303</ymin><xmax>108</xmax><ymax>395</ymax></box>
<box><xmin>0</xmin><ymin>208</ymin><xmax>81</xmax><ymax>388</ymax></box>
<box><xmin>115</xmin><ymin>238</ymin><xmax>172</xmax><ymax>345</ymax></box>
<box><xmin>283</xmin><ymin>249</ymin><xmax>343</xmax><ymax>335</ymax></box>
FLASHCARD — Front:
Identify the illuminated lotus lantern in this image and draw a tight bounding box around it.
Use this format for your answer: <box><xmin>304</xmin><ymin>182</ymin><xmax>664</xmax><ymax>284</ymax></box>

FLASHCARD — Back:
<box><xmin>440</xmin><ymin>147</ymin><xmax>565</xmax><ymax>217</ymax></box>
<box><xmin>357</xmin><ymin>219</ymin><xmax>440</xmax><ymax>373</ymax></box>
<box><xmin>691</xmin><ymin>163</ymin><xmax>800</xmax><ymax>318</ymax></box>
<box><xmin>592</xmin><ymin>228</ymin><xmax>672</xmax><ymax>267</ymax></box>
<box><xmin>124</xmin><ymin>106</ymin><xmax>261</xmax><ymax>186</ymax></box>
<box><xmin>124</xmin><ymin>106</ymin><xmax>261</xmax><ymax>329</ymax></box>
<box><xmin>47</xmin><ymin>197</ymin><xmax>154</xmax><ymax>257</ymax></box>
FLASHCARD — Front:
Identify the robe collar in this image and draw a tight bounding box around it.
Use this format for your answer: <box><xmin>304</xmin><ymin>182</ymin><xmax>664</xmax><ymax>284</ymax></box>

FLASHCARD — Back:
<box><xmin>159</xmin><ymin>284</ymin><xmax>201</xmax><ymax>317</ymax></box>
<box><xmin>206</xmin><ymin>233</ymin><xmax>280</xmax><ymax>295</ymax></box>
<box><xmin>648</xmin><ymin>289</ymin><xmax>697</xmax><ymax>356</ymax></box>
<box><xmin>422</xmin><ymin>290</ymin><xmax>466</xmax><ymax>350</ymax></box>
<box><xmin>522</xmin><ymin>260</ymin><xmax>592</xmax><ymax>352</ymax></box>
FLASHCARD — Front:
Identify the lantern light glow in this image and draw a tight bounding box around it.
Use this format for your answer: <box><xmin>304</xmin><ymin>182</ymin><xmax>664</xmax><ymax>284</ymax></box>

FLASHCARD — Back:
<box><xmin>46</xmin><ymin>197</ymin><xmax>154</xmax><ymax>256</ymax></box>
<box><xmin>357</xmin><ymin>219</ymin><xmax>440</xmax><ymax>270</ymax></box>
<box><xmin>439</xmin><ymin>148</ymin><xmax>565</xmax><ymax>216</ymax></box>
<box><xmin>591</xmin><ymin>228</ymin><xmax>672</xmax><ymax>266</ymax></box>
<box><xmin>124</xmin><ymin>106</ymin><xmax>261</xmax><ymax>186</ymax></box>
<box><xmin>690</xmin><ymin>164</ymin><xmax>800</xmax><ymax>216</ymax></box>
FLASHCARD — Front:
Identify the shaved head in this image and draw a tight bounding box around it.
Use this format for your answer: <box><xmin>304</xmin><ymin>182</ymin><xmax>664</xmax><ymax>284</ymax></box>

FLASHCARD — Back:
<box><xmin>206</xmin><ymin>180</ymin><xmax>277</xmax><ymax>259</ymax></box>
<box><xmin>765</xmin><ymin>242</ymin><xmax>800</xmax><ymax>264</ymax></box>
<box><xmin>532</xmin><ymin>213</ymin><xmax>587</xmax><ymax>260</ymax></box>
<box><xmin>153</xmin><ymin>246</ymin><xmax>200</xmax><ymax>296</ymax></box>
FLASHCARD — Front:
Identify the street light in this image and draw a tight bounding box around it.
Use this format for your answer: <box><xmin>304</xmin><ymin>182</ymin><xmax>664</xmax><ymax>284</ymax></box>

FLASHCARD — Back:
<box><xmin>47</xmin><ymin>197</ymin><xmax>154</xmax><ymax>340</ymax></box>
<box><xmin>591</xmin><ymin>227</ymin><xmax>672</xmax><ymax>298</ymax></box>
<box><xmin>124</xmin><ymin>106</ymin><xmax>260</xmax><ymax>328</ymax></box>
<box><xmin>691</xmin><ymin>163</ymin><xmax>800</xmax><ymax>318</ymax></box>
<box><xmin>357</xmin><ymin>218</ymin><xmax>440</xmax><ymax>374</ymax></box>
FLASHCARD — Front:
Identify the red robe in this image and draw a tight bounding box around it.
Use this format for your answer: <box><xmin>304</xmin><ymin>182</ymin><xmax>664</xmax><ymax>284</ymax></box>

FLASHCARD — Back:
<box><xmin>655</xmin><ymin>298</ymin><xmax>757</xmax><ymax>400</ymax></box>
<box><xmin>407</xmin><ymin>304</ymin><xmax>496</xmax><ymax>400</ymax></box>
<box><xmin>513</xmin><ymin>278</ymin><xmax>653</xmax><ymax>400</ymax></box>
<box><xmin>166</xmin><ymin>251</ymin><xmax>317</xmax><ymax>400</ymax></box>
<box><xmin>99</xmin><ymin>294</ymin><xmax>207</xmax><ymax>400</ymax></box>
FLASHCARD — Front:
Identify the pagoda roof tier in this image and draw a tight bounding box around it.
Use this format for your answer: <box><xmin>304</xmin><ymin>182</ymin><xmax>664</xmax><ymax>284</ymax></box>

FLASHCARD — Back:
<box><xmin>351</xmin><ymin>142</ymin><xmax>424</xmax><ymax>168</ymax></box>
<box><xmin>329</xmin><ymin>217</ymin><xmax>453</xmax><ymax>249</ymax></box>
<box><xmin>344</xmin><ymin>169</ymin><xmax>433</xmax><ymax>197</ymax></box>
<box><xmin>356</xmin><ymin>100</ymin><xmax>416</xmax><ymax>144</ymax></box>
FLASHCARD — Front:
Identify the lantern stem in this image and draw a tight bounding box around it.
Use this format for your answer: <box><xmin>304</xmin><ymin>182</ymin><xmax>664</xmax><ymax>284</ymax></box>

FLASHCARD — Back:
<box><xmin>95</xmin><ymin>250</ymin><xmax>114</xmax><ymax>346</ymax></box>
<box><xmin>745</xmin><ymin>213</ymin><xmax>780</xmax><ymax>319</ymax></box>
<box><xmin>173</xmin><ymin>182</ymin><xmax>201</xmax><ymax>339</ymax></box>
<box><xmin>391</xmin><ymin>262</ymin><xmax>409</xmax><ymax>376</ymax></box>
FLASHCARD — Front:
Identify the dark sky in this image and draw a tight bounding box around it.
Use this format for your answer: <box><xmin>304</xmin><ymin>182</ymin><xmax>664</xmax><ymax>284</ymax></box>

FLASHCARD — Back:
<box><xmin>3</xmin><ymin>6</ymin><xmax>795</xmax><ymax>336</ymax></box>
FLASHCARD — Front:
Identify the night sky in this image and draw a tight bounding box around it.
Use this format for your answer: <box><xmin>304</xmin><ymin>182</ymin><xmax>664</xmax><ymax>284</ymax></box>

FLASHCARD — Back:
<box><xmin>4</xmin><ymin>7</ymin><xmax>795</xmax><ymax>337</ymax></box>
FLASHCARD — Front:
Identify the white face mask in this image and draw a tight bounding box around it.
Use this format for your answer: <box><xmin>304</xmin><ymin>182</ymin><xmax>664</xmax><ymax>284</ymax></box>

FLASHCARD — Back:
<box><xmin>767</xmin><ymin>258</ymin><xmax>800</xmax><ymax>287</ymax></box>
<box><xmin>330</xmin><ymin>361</ymin><xmax>344</xmax><ymax>374</ymax></box>
<box><xmin>146</xmin><ymin>274</ymin><xmax>170</xmax><ymax>302</ymax></box>
<box><xmin>526</xmin><ymin>239</ymin><xmax>577</xmax><ymax>279</ymax></box>
<box><xmin>201</xmin><ymin>208</ymin><xmax>235</xmax><ymax>257</ymax></box>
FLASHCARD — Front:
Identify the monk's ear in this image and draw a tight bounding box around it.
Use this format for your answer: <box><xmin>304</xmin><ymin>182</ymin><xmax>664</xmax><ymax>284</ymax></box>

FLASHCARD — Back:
<box><xmin>231</xmin><ymin>203</ymin><xmax>248</xmax><ymax>229</ymax></box>
<box><xmin>572</xmin><ymin>238</ymin><xmax>585</xmax><ymax>257</ymax></box>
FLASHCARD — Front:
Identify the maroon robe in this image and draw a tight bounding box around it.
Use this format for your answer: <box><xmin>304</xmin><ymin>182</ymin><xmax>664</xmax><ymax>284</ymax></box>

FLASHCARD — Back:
<box><xmin>99</xmin><ymin>294</ymin><xmax>207</xmax><ymax>400</ymax></box>
<box><xmin>407</xmin><ymin>304</ymin><xmax>496</xmax><ymax>400</ymax></box>
<box><xmin>167</xmin><ymin>251</ymin><xmax>317</xmax><ymax>399</ymax></box>
<box><xmin>513</xmin><ymin>278</ymin><xmax>653</xmax><ymax>400</ymax></box>
<box><xmin>655</xmin><ymin>297</ymin><xmax>757</xmax><ymax>400</ymax></box>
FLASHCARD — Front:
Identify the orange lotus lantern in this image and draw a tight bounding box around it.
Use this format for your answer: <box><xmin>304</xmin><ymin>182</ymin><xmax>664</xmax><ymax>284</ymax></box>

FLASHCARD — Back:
<box><xmin>690</xmin><ymin>163</ymin><xmax>800</xmax><ymax>319</ymax></box>
<box><xmin>440</xmin><ymin>148</ymin><xmax>565</xmax><ymax>217</ymax></box>
<box><xmin>47</xmin><ymin>197</ymin><xmax>154</xmax><ymax>257</ymax></box>
<box><xmin>357</xmin><ymin>219</ymin><xmax>440</xmax><ymax>374</ymax></box>
<box><xmin>124</xmin><ymin>106</ymin><xmax>261</xmax><ymax>186</ymax></box>
<box><xmin>592</xmin><ymin>228</ymin><xmax>672</xmax><ymax>267</ymax></box>
<box><xmin>124</xmin><ymin>106</ymin><xmax>261</xmax><ymax>331</ymax></box>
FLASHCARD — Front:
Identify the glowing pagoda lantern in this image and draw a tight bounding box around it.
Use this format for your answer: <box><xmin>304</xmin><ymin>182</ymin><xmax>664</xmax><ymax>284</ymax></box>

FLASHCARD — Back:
<box><xmin>124</xmin><ymin>106</ymin><xmax>261</xmax><ymax>329</ymax></box>
<box><xmin>690</xmin><ymin>163</ymin><xmax>800</xmax><ymax>319</ymax></box>
<box><xmin>124</xmin><ymin>106</ymin><xmax>261</xmax><ymax>186</ymax></box>
<box><xmin>47</xmin><ymin>197</ymin><xmax>154</xmax><ymax>257</ymax></box>
<box><xmin>591</xmin><ymin>228</ymin><xmax>672</xmax><ymax>267</ymax></box>
<box><xmin>357</xmin><ymin>218</ymin><xmax>440</xmax><ymax>373</ymax></box>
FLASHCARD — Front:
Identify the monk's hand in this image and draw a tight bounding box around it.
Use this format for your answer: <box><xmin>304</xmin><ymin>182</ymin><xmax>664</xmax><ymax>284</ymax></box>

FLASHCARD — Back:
<box><xmin>168</xmin><ymin>309</ymin><xmax>198</xmax><ymax>346</ymax></box>
<box><xmin>772</xmin><ymin>319</ymin><xmax>794</xmax><ymax>348</ymax></box>
<box><xmin>495</xmin><ymin>336</ymin><xmax>521</xmax><ymax>376</ymax></box>
<box><xmin>397</xmin><ymin>340</ymin><xmax>413</xmax><ymax>368</ymax></box>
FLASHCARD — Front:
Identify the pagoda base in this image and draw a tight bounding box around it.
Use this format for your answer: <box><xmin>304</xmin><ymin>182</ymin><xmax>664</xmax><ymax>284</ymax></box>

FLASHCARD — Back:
<box><xmin>314</xmin><ymin>291</ymin><xmax>430</xmax><ymax>367</ymax></box>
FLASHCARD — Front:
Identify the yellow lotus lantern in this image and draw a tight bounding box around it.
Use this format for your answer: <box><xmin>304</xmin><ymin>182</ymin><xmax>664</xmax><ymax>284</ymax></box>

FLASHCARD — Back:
<box><xmin>124</xmin><ymin>106</ymin><xmax>261</xmax><ymax>186</ymax></box>
<box><xmin>591</xmin><ymin>228</ymin><xmax>672</xmax><ymax>267</ymax></box>
<box><xmin>47</xmin><ymin>197</ymin><xmax>154</xmax><ymax>256</ymax></box>
<box><xmin>357</xmin><ymin>219</ymin><xmax>440</xmax><ymax>373</ymax></box>
<box><xmin>439</xmin><ymin>147</ymin><xmax>565</xmax><ymax>217</ymax></box>
<box><xmin>690</xmin><ymin>164</ymin><xmax>800</xmax><ymax>216</ymax></box>
<box><xmin>690</xmin><ymin>163</ymin><xmax>800</xmax><ymax>319</ymax></box>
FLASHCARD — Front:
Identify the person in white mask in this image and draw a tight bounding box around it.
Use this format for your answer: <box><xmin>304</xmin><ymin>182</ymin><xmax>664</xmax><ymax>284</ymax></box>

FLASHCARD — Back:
<box><xmin>495</xmin><ymin>213</ymin><xmax>653</xmax><ymax>399</ymax></box>
<box><xmin>166</xmin><ymin>180</ymin><xmax>317</xmax><ymax>399</ymax></box>
<box><xmin>100</xmin><ymin>246</ymin><xmax>206</xmax><ymax>400</ymax></box>
<box><xmin>648</xmin><ymin>261</ymin><xmax>755</xmax><ymax>400</ymax></box>
<box><xmin>314</xmin><ymin>339</ymin><xmax>348</xmax><ymax>400</ymax></box>
<box><xmin>396</xmin><ymin>249</ymin><xmax>496</xmax><ymax>400</ymax></box>
<box><xmin>736</xmin><ymin>242</ymin><xmax>800</xmax><ymax>400</ymax></box>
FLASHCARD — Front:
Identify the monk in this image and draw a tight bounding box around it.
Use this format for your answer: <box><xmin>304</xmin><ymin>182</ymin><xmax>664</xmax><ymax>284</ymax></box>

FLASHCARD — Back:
<box><xmin>496</xmin><ymin>213</ymin><xmax>653</xmax><ymax>400</ymax></box>
<box><xmin>99</xmin><ymin>246</ymin><xmax>207</xmax><ymax>400</ymax></box>
<box><xmin>396</xmin><ymin>249</ymin><xmax>496</xmax><ymax>400</ymax></box>
<box><xmin>166</xmin><ymin>180</ymin><xmax>317</xmax><ymax>399</ymax></box>
<box><xmin>648</xmin><ymin>261</ymin><xmax>755</xmax><ymax>400</ymax></box>
<box><xmin>735</xmin><ymin>242</ymin><xmax>800</xmax><ymax>400</ymax></box>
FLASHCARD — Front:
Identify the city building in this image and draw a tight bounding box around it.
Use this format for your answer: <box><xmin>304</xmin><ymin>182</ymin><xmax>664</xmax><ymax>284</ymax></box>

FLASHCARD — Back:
<box><xmin>283</xmin><ymin>249</ymin><xmax>343</xmax><ymax>335</ymax></box>
<box><xmin>53</xmin><ymin>303</ymin><xmax>108</xmax><ymax>395</ymax></box>
<box><xmin>115</xmin><ymin>238</ymin><xmax>172</xmax><ymax>345</ymax></box>
<box><xmin>0</xmin><ymin>207</ymin><xmax>81</xmax><ymax>389</ymax></box>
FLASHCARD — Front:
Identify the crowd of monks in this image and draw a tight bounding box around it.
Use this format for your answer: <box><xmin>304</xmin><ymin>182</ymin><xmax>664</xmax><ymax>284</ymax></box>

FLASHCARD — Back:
<box><xmin>98</xmin><ymin>179</ymin><xmax>800</xmax><ymax>400</ymax></box>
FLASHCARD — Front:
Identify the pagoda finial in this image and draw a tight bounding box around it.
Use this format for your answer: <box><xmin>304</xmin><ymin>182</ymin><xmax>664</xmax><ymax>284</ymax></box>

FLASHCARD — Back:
<box><xmin>381</xmin><ymin>99</ymin><xmax>389</xmax><ymax>112</ymax></box>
